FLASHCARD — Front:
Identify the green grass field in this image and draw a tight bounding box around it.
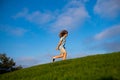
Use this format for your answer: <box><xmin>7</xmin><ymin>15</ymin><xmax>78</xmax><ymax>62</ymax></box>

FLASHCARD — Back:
<box><xmin>0</xmin><ymin>52</ymin><xmax>120</xmax><ymax>80</ymax></box>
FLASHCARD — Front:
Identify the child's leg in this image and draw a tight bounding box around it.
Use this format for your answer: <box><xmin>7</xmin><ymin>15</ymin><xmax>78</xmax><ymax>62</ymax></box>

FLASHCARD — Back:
<box><xmin>63</xmin><ymin>53</ymin><xmax>67</xmax><ymax>60</ymax></box>
<box><xmin>52</xmin><ymin>47</ymin><xmax>67</xmax><ymax>61</ymax></box>
<box><xmin>61</xmin><ymin>48</ymin><xmax>67</xmax><ymax>60</ymax></box>
<box><xmin>62</xmin><ymin>48</ymin><xmax>67</xmax><ymax>60</ymax></box>
<box><xmin>53</xmin><ymin>53</ymin><xmax>63</xmax><ymax>59</ymax></box>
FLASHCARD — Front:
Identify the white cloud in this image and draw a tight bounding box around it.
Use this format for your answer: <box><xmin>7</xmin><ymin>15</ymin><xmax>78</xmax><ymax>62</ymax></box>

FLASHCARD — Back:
<box><xmin>94</xmin><ymin>25</ymin><xmax>120</xmax><ymax>40</ymax></box>
<box><xmin>90</xmin><ymin>40</ymin><xmax>120</xmax><ymax>52</ymax></box>
<box><xmin>13</xmin><ymin>0</ymin><xmax>89</xmax><ymax>31</ymax></box>
<box><xmin>13</xmin><ymin>8</ymin><xmax>55</xmax><ymax>25</ymax></box>
<box><xmin>16</xmin><ymin>57</ymin><xmax>40</xmax><ymax>68</ymax></box>
<box><xmin>83</xmin><ymin>0</ymin><xmax>89</xmax><ymax>3</ymax></box>
<box><xmin>102</xmin><ymin>41</ymin><xmax>120</xmax><ymax>52</ymax></box>
<box><xmin>0</xmin><ymin>25</ymin><xmax>28</xmax><ymax>36</ymax></box>
<box><xmin>94</xmin><ymin>0</ymin><xmax>120</xmax><ymax>18</ymax></box>
<box><xmin>26</xmin><ymin>11</ymin><xmax>55</xmax><ymax>25</ymax></box>
<box><xmin>12</xmin><ymin>8</ymin><xmax>28</xmax><ymax>19</ymax></box>
<box><xmin>16</xmin><ymin>54</ymin><xmax>53</xmax><ymax>68</ymax></box>
<box><xmin>86</xmin><ymin>24</ymin><xmax>120</xmax><ymax>53</ymax></box>
<box><xmin>52</xmin><ymin>0</ymin><xmax>90</xmax><ymax>31</ymax></box>
<box><xmin>10</xmin><ymin>28</ymin><xmax>27</xmax><ymax>36</ymax></box>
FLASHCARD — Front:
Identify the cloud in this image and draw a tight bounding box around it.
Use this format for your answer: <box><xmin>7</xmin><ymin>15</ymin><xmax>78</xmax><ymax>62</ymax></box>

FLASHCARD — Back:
<box><xmin>10</xmin><ymin>28</ymin><xmax>27</xmax><ymax>36</ymax></box>
<box><xmin>16</xmin><ymin>53</ymin><xmax>53</xmax><ymax>68</ymax></box>
<box><xmin>94</xmin><ymin>24</ymin><xmax>120</xmax><ymax>40</ymax></box>
<box><xmin>83</xmin><ymin>38</ymin><xmax>120</xmax><ymax>53</ymax></box>
<box><xmin>102</xmin><ymin>41</ymin><xmax>120</xmax><ymax>52</ymax></box>
<box><xmin>83</xmin><ymin>0</ymin><xmax>89</xmax><ymax>3</ymax></box>
<box><xmin>0</xmin><ymin>25</ymin><xmax>28</xmax><ymax>36</ymax></box>
<box><xmin>51</xmin><ymin>0</ymin><xmax>90</xmax><ymax>31</ymax></box>
<box><xmin>83</xmin><ymin>24</ymin><xmax>120</xmax><ymax>53</ymax></box>
<box><xmin>16</xmin><ymin>57</ymin><xmax>40</xmax><ymax>68</ymax></box>
<box><xmin>90</xmin><ymin>40</ymin><xmax>120</xmax><ymax>52</ymax></box>
<box><xmin>27</xmin><ymin>11</ymin><xmax>55</xmax><ymax>25</ymax></box>
<box><xmin>12</xmin><ymin>8</ymin><xmax>28</xmax><ymax>19</ymax></box>
<box><xmin>13</xmin><ymin>8</ymin><xmax>55</xmax><ymax>25</ymax></box>
<box><xmin>94</xmin><ymin>0</ymin><xmax>120</xmax><ymax>18</ymax></box>
<box><xmin>13</xmin><ymin>0</ymin><xmax>89</xmax><ymax>31</ymax></box>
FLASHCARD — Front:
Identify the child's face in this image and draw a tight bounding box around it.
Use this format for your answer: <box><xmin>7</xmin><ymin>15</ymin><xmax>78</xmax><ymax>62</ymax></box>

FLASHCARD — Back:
<box><xmin>64</xmin><ymin>34</ymin><xmax>68</xmax><ymax>37</ymax></box>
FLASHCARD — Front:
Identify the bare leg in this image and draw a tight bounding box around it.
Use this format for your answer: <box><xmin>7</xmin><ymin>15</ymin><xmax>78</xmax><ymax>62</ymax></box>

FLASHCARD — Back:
<box><xmin>62</xmin><ymin>48</ymin><xmax>67</xmax><ymax>60</ymax></box>
<box><xmin>62</xmin><ymin>53</ymin><xmax>67</xmax><ymax>60</ymax></box>
<box><xmin>53</xmin><ymin>53</ymin><xmax>63</xmax><ymax>59</ymax></box>
<box><xmin>52</xmin><ymin>47</ymin><xmax>67</xmax><ymax>62</ymax></box>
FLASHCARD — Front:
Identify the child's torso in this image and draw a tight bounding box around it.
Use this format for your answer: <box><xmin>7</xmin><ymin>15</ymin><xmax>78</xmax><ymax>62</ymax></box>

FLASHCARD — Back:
<box><xmin>60</xmin><ymin>36</ymin><xmax>66</xmax><ymax>48</ymax></box>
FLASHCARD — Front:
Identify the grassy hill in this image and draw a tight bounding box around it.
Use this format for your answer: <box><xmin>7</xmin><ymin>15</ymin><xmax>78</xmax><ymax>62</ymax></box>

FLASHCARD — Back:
<box><xmin>0</xmin><ymin>52</ymin><xmax>120</xmax><ymax>80</ymax></box>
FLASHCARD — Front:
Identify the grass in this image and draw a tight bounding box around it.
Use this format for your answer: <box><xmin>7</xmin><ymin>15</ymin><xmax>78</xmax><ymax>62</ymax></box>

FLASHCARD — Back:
<box><xmin>0</xmin><ymin>52</ymin><xmax>120</xmax><ymax>80</ymax></box>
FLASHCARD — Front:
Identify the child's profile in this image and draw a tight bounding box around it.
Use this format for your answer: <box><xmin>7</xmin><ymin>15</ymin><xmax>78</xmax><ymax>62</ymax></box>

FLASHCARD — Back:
<box><xmin>52</xmin><ymin>30</ymin><xmax>68</xmax><ymax>62</ymax></box>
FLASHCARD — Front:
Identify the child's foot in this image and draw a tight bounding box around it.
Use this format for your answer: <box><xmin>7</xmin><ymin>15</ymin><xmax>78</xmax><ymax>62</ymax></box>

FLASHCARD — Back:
<box><xmin>53</xmin><ymin>58</ymin><xmax>55</xmax><ymax>62</ymax></box>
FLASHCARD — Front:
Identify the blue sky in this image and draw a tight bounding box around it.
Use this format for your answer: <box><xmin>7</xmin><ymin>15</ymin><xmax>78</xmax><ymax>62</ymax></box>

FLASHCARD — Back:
<box><xmin>0</xmin><ymin>0</ymin><xmax>120</xmax><ymax>67</ymax></box>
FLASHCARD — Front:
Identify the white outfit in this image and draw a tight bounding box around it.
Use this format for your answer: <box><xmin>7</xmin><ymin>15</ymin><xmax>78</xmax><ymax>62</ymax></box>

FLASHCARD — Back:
<box><xmin>59</xmin><ymin>36</ymin><xmax>66</xmax><ymax>50</ymax></box>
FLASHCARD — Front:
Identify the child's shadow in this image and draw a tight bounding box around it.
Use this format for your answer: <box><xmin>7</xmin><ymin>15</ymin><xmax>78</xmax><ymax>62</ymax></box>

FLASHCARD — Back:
<box><xmin>98</xmin><ymin>76</ymin><xmax>118</xmax><ymax>80</ymax></box>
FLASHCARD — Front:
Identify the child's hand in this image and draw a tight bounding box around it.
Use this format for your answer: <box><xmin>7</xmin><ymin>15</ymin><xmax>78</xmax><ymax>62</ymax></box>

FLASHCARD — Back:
<box><xmin>56</xmin><ymin>47</ymin><xmax>59</xmax><ymax>50</ymax></box>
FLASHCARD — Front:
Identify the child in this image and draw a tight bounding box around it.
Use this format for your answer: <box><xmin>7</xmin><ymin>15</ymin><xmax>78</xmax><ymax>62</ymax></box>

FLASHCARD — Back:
<box><xmin>52</xmin><ymin>30</ymin><xmax>68</xmax><ymax>62</ymax></box>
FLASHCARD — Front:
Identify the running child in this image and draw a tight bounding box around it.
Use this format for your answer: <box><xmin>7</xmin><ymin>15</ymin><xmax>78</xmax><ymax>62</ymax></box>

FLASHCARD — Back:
<box><xmin>52</xmin><ymin>30</ymin><xmax>68</xmax><ymax>62</ymax></box>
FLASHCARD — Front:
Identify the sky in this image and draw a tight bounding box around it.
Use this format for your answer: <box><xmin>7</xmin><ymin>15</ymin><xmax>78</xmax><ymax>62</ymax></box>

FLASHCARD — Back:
<box><xmin>0</xmin><ymin>0</ymin><xmax>120</xmax><ymax>68</ymax></box>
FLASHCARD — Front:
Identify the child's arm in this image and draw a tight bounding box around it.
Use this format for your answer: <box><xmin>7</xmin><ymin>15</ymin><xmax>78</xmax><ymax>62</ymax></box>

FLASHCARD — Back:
<box><xmin>56</xmin><ymin>40</ymin><xmax>62</xmax><ymax>50</ymax></box>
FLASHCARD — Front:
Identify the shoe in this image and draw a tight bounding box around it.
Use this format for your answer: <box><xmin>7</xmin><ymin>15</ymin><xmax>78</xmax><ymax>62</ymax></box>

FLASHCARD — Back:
<box><xmin>53</xmin><ymin>58</ymin><xmax>55</xmax><ymax>62</ymax></box>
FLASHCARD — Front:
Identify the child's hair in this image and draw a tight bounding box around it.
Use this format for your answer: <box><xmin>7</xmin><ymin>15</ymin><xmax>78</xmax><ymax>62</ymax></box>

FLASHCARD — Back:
<box><xmin>59</xmin><ymin>30</ymin><xmax>68</xmax><ymax>38</ymax></box>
